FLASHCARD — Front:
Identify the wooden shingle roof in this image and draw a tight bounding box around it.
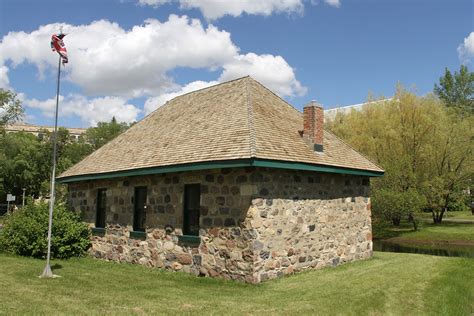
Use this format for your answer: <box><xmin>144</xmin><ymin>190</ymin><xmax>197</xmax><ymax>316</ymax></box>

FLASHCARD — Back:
<box><xmin>58</xmin><ymin>77</ymin><xmax>383</xmax><ymax>181</ymax></box>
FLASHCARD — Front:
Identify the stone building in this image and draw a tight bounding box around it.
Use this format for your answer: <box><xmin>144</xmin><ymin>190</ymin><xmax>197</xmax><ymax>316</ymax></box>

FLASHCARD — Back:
<box><xmin>58</xmin><ymin>77</ymin><xmax>384</xmax><ymax>283</ymax></box>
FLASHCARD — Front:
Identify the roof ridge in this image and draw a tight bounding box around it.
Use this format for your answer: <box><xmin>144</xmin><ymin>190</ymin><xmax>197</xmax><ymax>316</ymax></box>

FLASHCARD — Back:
<box><xmin>154</xmin><ymin>76</ymin><xmax>251</xmax><ymax>109</ymax></box>
<box><xmin>246</xmin><ymin>77</ymin><xmax>257</xmax><ymax>157</ymax></box>
<box><xmin>325</xmin><ymin>129</ymin><xmax>384</xmax><ymax>171</ymax></box>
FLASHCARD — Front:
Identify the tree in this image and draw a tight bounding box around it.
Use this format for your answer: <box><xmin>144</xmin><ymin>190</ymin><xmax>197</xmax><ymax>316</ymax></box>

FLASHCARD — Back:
<box><xmin>372</xmin><ymin>188</ymin><xmax>425</xmax><ymax>230</ymax></box>
<box><xmin>36</xmin><ymin>127</ymin><xmax>93</xmax><ymax>197</ymax></box>
<box><xmin>327</xmin><ymin>85</ymin><xmax>473</xmax><ymax>224</ymax></box>
<box><xmin>0</xmin><ymin>132</ymin><xmax>45</xmax><ymax>201</ymax></box>
<box><xmin>421</xmin><ymin>111</ymin><xmax>473</xmax><ymax>223</ymax></box>
<box><xmin>434</xmin><ymin>65</ymin><xmax>474</xmax><ymax>114</ymax></box>
<box><xmin>0</xmin><ymin>127</ymin><xmax>94</xmax><ymax>201</ymax></box>
<box><xmin>85</xmin><ymin>117</ymin><xmax>129</xmax><ymax>150</ymax></box>
<box><xmin>0</xmin><ymin>89</ymin><xmax>24</xmax><ymax>130</ymax></box>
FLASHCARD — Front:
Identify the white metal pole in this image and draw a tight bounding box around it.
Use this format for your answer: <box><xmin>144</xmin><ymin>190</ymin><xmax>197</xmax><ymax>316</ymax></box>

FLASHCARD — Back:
<box><xmin>41</xmin><ymin>55</ymin><xmax>61</xmax><ymax>278</ymax></box>
<box><xmin>22</xmin><ymin>188</ymin><xmax>26</xmax><ymax>207</ymax></box>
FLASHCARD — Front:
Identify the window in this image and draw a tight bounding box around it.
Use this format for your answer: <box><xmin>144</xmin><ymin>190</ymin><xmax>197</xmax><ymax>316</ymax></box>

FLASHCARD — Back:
<box><xmin>133</xmin><ymin>186</ymin><xmax>147</xmax><ymax>232</ymax></box>
<box><xmin>183</xmin><ymin>184</ymin><xmax>200</xmax><ymax>236</ymax></box>
<box><xmin>95</xmin><ymin>188</ymin><xmax>107</xmax><ymax>228</ymax></box>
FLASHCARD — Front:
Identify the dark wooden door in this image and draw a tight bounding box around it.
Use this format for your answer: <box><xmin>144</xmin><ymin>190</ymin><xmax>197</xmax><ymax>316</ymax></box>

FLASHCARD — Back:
<box><xmin>133</xmin><ymin>186</ymin><xmax>147</xmax><ymax>231</ymax></box>
<box><xmin>183</xmin><ymin>184</ymin><xmax>200</xmax><ymax>236</ymax></box>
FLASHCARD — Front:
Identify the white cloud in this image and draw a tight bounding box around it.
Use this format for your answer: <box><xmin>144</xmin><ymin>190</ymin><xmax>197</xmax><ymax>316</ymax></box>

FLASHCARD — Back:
<box><xmin>142</xmin><ymin>52</ymin><xmax>306</xmax><ymax>113</ymax></box>
<box><xmin>144</xmin><ymin>80</ymin><xmax>218</xmax><ymax>114</ymax></box>
<box><xmin>220</xmin><ymin>53</ymin><xmax>307</xmax><ymax>97</ymax></box>
<box><xmin>1</xmin><ymin>15</ymin><xmax>307</xmax><ymax>120</ymax></box>
<box><xmin>458</xmin><ymin>32</ymin><xmax>474</xmax><ymax>64</ymax></box>
<box><xmin>179</xmin><ymin>0</ymin><xmax>304</xmax><ymax>20</ymax></box>
<box><xmin>142</xmin><ymin>53</ymin><xmax>306</xmax><ymax>113</ymax></box>
<box><xmin>324</xmin><ymin>0</ymin><xmax>341</xmax><ymax>8</ymax></box>
<box><xmin>24</xmin><ymin>94</ymin><xmax>140</xmax><ymax>126</ymax></box>
<box><xmin>0</xmin><ymin>65</ymin><xmax>9</xmax><ymax>89</ymax></box>
<box><xmin>138</xmin><ymin>0</ymin><xmax>171</xmax><ymax>6</ymax></box>
<box><xmin>139</xmin><ymin>0</ymin><xmax>304</xmax><ymax>20</ymax></box>
<box><xmin>0</xmin><ymin>16</ymin><xmax>238</xmax><ymax>97</ymax></box>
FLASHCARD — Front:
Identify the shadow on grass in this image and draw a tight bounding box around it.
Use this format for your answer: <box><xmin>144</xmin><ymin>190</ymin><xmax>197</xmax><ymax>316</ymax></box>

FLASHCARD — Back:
<box><xmin>51</xmin><ymin>264</ymin><xmax>63</xmax><ymax>270</ymax></box>
<box><xmin>372</xmin><ymin>220</ymin><xmax>413</xmax><ymax>240</ymax></box>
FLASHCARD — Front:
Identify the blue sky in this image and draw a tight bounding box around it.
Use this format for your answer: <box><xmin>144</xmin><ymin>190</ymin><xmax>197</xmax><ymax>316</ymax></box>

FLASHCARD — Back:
<box><xmin>0</xmin><ymin>0</ymin><xmax>473</xmax><ymax>128</ymax></box>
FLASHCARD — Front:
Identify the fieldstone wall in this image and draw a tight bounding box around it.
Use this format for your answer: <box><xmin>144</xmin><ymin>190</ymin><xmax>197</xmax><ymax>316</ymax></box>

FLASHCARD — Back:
<box><xmin>244</xmin><ymin>169</ymin><xmax>372</xmax><ymax>282</ymax></box>
<box><xmin>67</xmin><ymin>167</ymin><xmax>372</xmax><ymax>283</ymax></box>
<box><xmin>68</xmin><ymin>168</ymin><xmax>258</xmax><ymax>282</ymax></box>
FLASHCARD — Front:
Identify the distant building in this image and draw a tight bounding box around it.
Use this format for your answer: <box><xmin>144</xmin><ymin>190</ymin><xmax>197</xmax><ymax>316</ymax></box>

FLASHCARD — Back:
<box><xmin>324</xmin><ymin>98</ymin><xmax>393</xmax><ymax>122</ymax></box>
<box><xmin>4</xmin><ymin>122</ymin><xmax>87</xmax><ymax>142</ymax></box>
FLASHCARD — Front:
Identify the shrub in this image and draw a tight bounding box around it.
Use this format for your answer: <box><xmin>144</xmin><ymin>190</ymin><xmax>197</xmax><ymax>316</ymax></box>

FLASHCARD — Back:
<box><xmin>0</xmin><ymin>202</ymin><xmax>90</xmax><ymax>258</ymax></box>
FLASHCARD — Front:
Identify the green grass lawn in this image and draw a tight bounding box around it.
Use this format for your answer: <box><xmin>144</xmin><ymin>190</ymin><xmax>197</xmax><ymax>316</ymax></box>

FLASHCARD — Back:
<box><xmin>0</xmin><ymin>252</ymin><xmax>473</xmax><ymax>315</ymax></box>
<box><xmin>419</xmin><ymin>211</ymin><xmax>474</xmax><ymax>221</ymax></box>
<box><xmin>373</xmin><ymin>218</ymin><xmax>474</xmax><ymax>242</ymax></box>
<box><xmin>391</xmin><ymin>223</ymin><xmax>474</xmax><ymax>242</ymax></box>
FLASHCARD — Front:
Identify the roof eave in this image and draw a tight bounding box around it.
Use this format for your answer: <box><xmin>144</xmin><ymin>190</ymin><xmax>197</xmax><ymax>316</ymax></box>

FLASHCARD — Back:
<box><xmin>57</xmin><ymin>158</ymin><xmax>384</xmax><ymax>184</ymax></box>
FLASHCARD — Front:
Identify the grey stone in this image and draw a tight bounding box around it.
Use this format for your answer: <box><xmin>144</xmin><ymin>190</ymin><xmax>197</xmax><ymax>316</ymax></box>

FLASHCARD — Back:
<box><xmin>205</xmin><ymin>175</ymin><xmax>215</xmax><ymax>182</ymax></box>
<box><xmin>219</xmin><ymin>207</ymin><xmax>230</xmax><ymax>215</ymax></box>
<box><xmin>230</xmin><ymin>186</ymin><xmax>240</xmax><ymax>195</ymax></box>
<box><xmin>193</xmin><ymin>255</ymin><xmax>202</xmax><ymax>265</ymax></box>
<box><xmin>252</xmin><ymin>240</ymin><xmax>264</xmax><ymax>251</ymax></box>
<box><xmin>260</xmin><ymin>251</ymin><xmax>270</xmax><ymax>259</ymax></box>
<box><xmin>236</xmin><ymin>175</ymin><xmax>247</xmax><ymax>183</ymax></box>
<box><xmin>224</xmin><ymin>218</ymin><xmax>235</xmax><ymax>227</ymax></box>
<box><xmin>216</xmin><ymin>196</ymin><xmax>225</xmax><ymax>205</ymax></box>
<box><xmin>202</xmin><ymin>217</ymin><xmax>212</xmax><ymax>227</ymax></box>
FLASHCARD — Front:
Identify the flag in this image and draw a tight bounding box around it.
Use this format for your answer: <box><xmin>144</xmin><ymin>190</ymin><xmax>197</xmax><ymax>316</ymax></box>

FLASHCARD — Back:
<box><xmin>51</xmin><ymin>33</ymin><xmax>68</xmax><ymax>64</ymax></box>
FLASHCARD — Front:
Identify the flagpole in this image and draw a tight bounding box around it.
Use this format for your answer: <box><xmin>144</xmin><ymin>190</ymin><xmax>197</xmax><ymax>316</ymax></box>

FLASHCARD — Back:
<box><xmin>41</xmin><ymin>55</ymin><xmax>62</xmax><ymax>278</ymax></box>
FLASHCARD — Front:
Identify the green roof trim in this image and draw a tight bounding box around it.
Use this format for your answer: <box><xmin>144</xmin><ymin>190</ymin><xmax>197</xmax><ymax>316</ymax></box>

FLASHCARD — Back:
<box><xmin>252</xmin><ymin>159</ymin><xmax>384</xmax><ymax>177</ymax></box>
<box><xmin>57</xmin><ymin>158</ymin><xmax>384</xmax><ymax>183</ymax></box>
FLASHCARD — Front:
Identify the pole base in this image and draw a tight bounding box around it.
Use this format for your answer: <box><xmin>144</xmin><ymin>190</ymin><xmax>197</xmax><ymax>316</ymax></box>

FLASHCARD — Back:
<box><xmin>39</xmin><ymin>264</ymin><xmax>60</xmax><ymax>278</ymax></box>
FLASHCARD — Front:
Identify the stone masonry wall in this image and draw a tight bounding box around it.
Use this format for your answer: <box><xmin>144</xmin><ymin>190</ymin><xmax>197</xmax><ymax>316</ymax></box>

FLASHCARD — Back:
<box><xmin>68</xmin><ymin>168</ymin><xmax>259</xmax><ymax>282</ymax></box>
<box><xmin>242</xmin><ymin>169</ymin><xmax>372</xmax><ymax>282</ymax></box>
<box><xmin>67</xmin><ymin>167</ymin><xmax>372</xmax><ymax>283</ymax></box>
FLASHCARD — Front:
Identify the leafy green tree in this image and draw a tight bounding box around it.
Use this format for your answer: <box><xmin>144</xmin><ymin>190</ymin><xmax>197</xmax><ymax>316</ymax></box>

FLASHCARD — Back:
<box><xmin>434</xmin><ymin>65</ymin><xmax>474</xmax><ymax>114</ymax></box>
<box><xmin>0</xmin><ymin>132</ymin><xmax>44</xmax><ymax>200</ymax></box>
<box><xmin>421</xmin><ymin>114</ymin><xmax>473</xmax><ymax>222</ymax></box>
<box><xmin>85</xmin><ymin>117</ymin><xmax>129</xmax><ymax>150</ymax></box>
<box><xmin>0</xmin><ymin>127</ymin><xmax>94</xmax><ymax>201</ymax></box>
<box><xmin>0</xmin><ymin>117</ymin><xmax>128</xmax><ymax>203</ymax></box>
<box><xmin>36</xmin><ymin>127</ymin><xmax>93</xmax><ymax>197</ymax></box>
<box><xmin>0</xmin><ymin>89</ymin><xmax>24</xmax><ymax>130</ymax></box>
<box><xmin>327</xmin><ymin>86</ymin><xmax>473</xmax><ymax>225</ymax></box>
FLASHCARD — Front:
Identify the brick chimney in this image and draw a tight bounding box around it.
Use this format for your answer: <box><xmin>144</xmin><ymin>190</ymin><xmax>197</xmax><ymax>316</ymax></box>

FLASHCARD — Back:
<box><xmin>303</xmin><ymin>100</ymin><xmax>324</xmax><ymax>152</ymax></box>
